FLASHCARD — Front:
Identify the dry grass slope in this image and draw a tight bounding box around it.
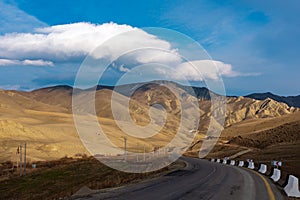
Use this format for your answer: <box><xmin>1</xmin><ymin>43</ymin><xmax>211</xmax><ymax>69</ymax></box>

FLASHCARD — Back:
<box><xmin>0</xmin><ymin>83</ymin><xmax>299</xmax><ymax>166</ymax></box>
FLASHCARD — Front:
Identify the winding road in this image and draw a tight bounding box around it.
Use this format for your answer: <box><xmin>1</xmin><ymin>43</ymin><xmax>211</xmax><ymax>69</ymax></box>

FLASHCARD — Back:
<box><xmin>73</xmin><ymin>157</ymin><xmax>285</xmax><ymax>200</ymax></box>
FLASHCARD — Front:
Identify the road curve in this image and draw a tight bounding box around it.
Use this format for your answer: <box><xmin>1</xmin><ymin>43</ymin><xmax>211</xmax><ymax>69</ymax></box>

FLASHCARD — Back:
<box><xmin>73</xmin><ymin>157</ymin><xmax>285</xmax><ymax>200</ymax></box>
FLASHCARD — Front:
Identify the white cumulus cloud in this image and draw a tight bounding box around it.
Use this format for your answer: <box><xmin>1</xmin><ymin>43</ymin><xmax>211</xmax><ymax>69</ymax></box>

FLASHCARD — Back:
<box><xmin>22</xmin><ymin>59</ymin><xmax>54</xmax><ymax>66</ymax></box>
<box><xmin>155</xmin><ymin>60</ymin><xmax>245</xmax><ymax>81</ymax></box>
<box><xmin>0</xmin><ymin>22</ymin><xmax>180</xmax><ymax>64</ymax></box>
<box><xmin>0</xmin><ymin>21</ymin><xmax>257</xmax><ymax>81</ymax></box>
<box><xmin>0</xmin><ymin>59</ymin><xmax>53</xmax><ymax>66</ymax></box>
<box><xmin>119</xmin><ymin>64</ymin><xmax>131</xmax><ymax>72</ymax></box>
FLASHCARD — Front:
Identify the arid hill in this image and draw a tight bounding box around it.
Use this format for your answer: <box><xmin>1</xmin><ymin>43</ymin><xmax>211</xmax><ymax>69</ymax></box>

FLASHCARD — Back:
<box><xmin>0</xmin><ymin>82</ymin><xmax>299</xmax><ymax>163</ymax></box>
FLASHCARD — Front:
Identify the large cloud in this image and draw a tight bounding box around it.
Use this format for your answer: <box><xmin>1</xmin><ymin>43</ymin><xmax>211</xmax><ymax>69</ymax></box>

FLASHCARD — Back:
<box><xmin>155</xmin><ymin>60</ymin><xmax>252</xmax><ymax>81</ymax></box>
<box><xmin>0</xmin><ymin>21</ymin><xmax>252</xmax><ymax>81</ymax></box>
<box><xmin>0</xmin><ymin>22</ymin><xmax>180</xmax><ymax>64</ymax></box>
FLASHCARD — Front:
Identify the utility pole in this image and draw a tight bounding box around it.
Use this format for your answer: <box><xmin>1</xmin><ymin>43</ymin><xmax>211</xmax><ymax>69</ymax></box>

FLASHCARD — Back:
<box><xmin>136</xmin><ymin>143</ymin><xmax>139</xmax><ymax>162</ymax></box>
<box><xmin>143</xmin><ymin>144</ymin><xmax>146</xmax><ymax>161</ymax></box>
<box><xmin>19</xmin><ymin>145</ymin><xmax>22</xmax><ymax>176</ymax></box>
<box><xmin>24</xmin><ymin>143</ymin><xmax>27</xmax><ymax>176</ymax></box>
<box><xmin>16</xmin><ymin>146</ymin><xmax>19</xmax><ymax>172</ymax></box>
<box><xmin>124</xmin><ymin>137</ymin><xmax>127</xmax><ymax>161</ymax></box>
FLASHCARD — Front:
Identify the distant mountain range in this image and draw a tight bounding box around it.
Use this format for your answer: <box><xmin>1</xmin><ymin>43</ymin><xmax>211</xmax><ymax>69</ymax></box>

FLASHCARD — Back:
<box><xmin>95</xmin><ymin>81</ymin><xmax>212</xmax><ymax>101</ymax></box>
<box><xmin>95</xmin><ymin>82</ymin><xmax>300</xmax><ymax>108</ymax></box>
<box><xmin>245</xmin><ymin>92</ymin><xmax>300</xmax><ymax>108</ymax></box>
<box><xmin>22</xmin><ymin>82</ymin><xmax>300</xmax><ymax>108</ymax></box>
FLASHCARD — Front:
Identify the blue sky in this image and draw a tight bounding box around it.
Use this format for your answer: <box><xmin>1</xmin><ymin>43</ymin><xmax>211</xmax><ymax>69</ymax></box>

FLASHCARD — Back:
<box><xmin>0</xmin><ymin>0</ymin><xmax>299</xmax><ymax>96</ymax></box>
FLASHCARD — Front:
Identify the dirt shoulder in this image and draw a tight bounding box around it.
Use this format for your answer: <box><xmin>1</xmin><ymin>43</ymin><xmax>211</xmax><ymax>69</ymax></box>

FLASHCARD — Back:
<box><xmin>0</xmin><ymin>156</ymin><xmax>185</xmax><ymax>200</ymax></box>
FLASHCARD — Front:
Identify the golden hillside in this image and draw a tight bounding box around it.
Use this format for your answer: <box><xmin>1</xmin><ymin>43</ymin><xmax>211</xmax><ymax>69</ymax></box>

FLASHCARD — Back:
<box><xmin>0</xmin><ymin>83</ymin><xmax>299</xmax><ymax>163</ymax></box>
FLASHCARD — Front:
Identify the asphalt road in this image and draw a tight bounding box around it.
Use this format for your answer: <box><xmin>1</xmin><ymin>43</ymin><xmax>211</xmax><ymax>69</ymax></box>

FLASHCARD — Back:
<box><xmin>74</xmin><ymin>157</ymin><xmax>286</xmax><ymax>200</ymax></box>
